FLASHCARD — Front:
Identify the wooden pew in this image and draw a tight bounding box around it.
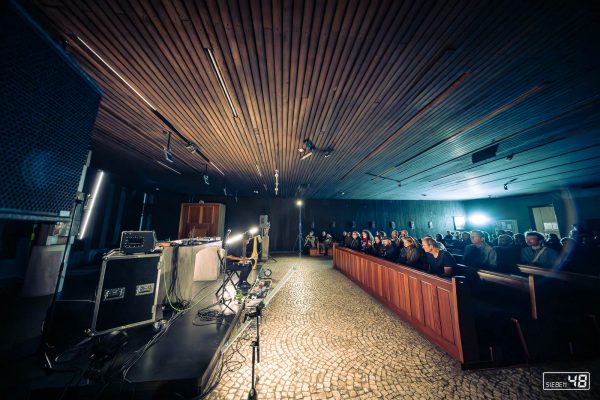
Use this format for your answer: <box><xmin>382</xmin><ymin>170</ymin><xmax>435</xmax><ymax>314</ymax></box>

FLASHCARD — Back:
<box><xmin>518</xmin><ymin>264</ymin><xmax>600</xmax><ymax>357</ymax></box>
<box><xmin>454</xmin><ymin>264</ymin><xmax>536</xmax><ymax>363</ymax></box>
<box><xmin>333</xmin><ymin>245</ymin><xmax>480</xmax><ymax>367</ymax></box>
<box><xmin>518</xmin><ymin>264</ymin><xmax>600</xmax><ymax>319</ymax></box>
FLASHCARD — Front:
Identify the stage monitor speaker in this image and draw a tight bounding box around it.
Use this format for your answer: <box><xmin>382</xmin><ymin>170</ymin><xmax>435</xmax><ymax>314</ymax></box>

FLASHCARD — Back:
<box><xmin>91</xmin><ymin>253</ymin><xmax>161</xmax><ymax>334</ymax></box>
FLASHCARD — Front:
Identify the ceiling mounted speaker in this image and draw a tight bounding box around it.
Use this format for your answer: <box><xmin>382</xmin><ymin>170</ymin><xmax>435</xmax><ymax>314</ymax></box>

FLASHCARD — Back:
<box><xmin>472</xmin><ymin>144</ymin><xmax>499</xmax><ymax>164</ymax></box>
<box><xmin>368</xmin><ymin>221</ymin><xmax>376</xmax><ymax>229</ymax></box>
<box><xmin>351</xmin><ymin>221</ymin><xmax>356</xmax><ymax>229</ymax></box>
<box><xmin>389</xmin><ymin>221</ymin><xmax>396</xmax><ymax>229</ymax></box>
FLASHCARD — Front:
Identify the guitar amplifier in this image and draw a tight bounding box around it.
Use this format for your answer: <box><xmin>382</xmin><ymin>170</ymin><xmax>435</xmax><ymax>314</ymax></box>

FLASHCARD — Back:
<box><xmin>91</xmin><ymin>252</ymin><xmax>162</xmax><ymax>335</ymax></box>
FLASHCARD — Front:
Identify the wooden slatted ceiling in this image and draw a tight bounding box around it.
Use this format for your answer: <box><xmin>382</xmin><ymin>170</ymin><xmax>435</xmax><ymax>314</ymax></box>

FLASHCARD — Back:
<box><xmin>26</xmin><ymin>0</ymin><xmax>600</xmax><ymax>200</ymax></box>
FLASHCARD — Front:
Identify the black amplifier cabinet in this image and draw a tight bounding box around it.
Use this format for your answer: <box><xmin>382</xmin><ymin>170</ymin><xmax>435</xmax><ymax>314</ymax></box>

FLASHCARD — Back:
<box><xmin>91</xmin><ymin>253</ymin><xmax>161</xmax><ymax>335</ymax></box>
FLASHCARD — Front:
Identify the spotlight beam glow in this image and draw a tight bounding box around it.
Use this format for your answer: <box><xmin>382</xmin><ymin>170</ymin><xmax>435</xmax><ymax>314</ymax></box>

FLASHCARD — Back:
<box><xmin>226</xmin><ymin>233</ymin><xmax>243</xmax><ymax>244</ymax></box>
<box><xmin>468</xmin><ymin>213</ymin><xmax>491</xmax><ymax>226</ymax></box>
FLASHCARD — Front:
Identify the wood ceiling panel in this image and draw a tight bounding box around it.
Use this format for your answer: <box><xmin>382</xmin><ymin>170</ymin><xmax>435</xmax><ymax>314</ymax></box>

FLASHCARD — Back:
<box><xmin>24</xmin><ymin>0</ymin><xmax>600</xmax><ymax>199</ymax></box>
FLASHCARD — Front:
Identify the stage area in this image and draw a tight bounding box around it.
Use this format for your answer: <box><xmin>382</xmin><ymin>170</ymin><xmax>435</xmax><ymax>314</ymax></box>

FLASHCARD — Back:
<box><xmin>207</xmin><ymin>255</ymin><xmax>600</xmax><ymax>399</ymax></box>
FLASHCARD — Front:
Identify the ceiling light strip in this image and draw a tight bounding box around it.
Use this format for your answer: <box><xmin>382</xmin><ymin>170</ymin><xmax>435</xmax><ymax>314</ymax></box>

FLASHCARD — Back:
<box><xmin>76</xmin><ymin>36</ymin><xmax>155</xmax><ymax>110</ymax></box>
<box><xmin>156</xmin><ymin>160</ymin><xmax>182</xmax><ymax>174</ymax></box>
<box><xmin>256</xmin><ymin>164</ymin><xmax>262</xmax><ymax>177</ymax></box>
<box><xmin>206</xmin><ymin>48</ymin><xmax>238</xmax><ymax>117</ymax></box>
<box><xmin>210</xmin><ymin>161</ymin><xmax>225</xmax><ymax>176</ymax></box>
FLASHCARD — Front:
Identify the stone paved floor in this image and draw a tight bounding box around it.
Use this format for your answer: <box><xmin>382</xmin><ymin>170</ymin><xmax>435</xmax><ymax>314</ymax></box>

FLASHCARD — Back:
<box><xmin>207</xmin><ymin>256</ymin><xmax>600</xmax><ymax>399</ymax></box>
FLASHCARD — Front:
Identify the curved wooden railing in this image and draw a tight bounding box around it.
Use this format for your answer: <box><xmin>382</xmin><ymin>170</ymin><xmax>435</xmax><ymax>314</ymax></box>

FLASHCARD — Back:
<box><xmin>333</xmin><ymin>245</ymin><xmax>479</xmax><ymax>365</ymax></box>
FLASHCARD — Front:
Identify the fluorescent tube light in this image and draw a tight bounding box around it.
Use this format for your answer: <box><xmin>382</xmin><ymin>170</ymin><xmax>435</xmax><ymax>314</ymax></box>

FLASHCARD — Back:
<box><xmin>210</xmin><ymin>161</ymin><xmax>225</xmax><ymax>176</ymax></box>
<box><xmin>156</xmin><ymin>160</ymin><xmax>181</xmax><ymax>174</ymax></box>
<box><xmin>206</xmin><ymin>48</ymin><xmax>238</xmax><ymax>117</ymax></box>
<box><xmin>79</xmin><ymin>171</ymin><xmax>104</xmax><ymax>239</ymax></box>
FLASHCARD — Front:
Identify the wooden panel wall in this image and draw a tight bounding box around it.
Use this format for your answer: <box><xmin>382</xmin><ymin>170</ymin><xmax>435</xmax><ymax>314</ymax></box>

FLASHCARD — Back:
<box><xmin>333</xmin><ymin>245</ymin><xmax>479</xmax><ymax>364</ymax></box>
<box><xmin>196</xmin><ymin>195</ymin><xmax>465</xmax><ymax>251</ymax></box>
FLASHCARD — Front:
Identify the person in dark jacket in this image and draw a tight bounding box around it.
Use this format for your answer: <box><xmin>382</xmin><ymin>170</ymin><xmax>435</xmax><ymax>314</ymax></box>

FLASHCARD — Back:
<box><xmin>399</xmin><ymin>237</ymin><xmax>424</xmax><ymax>270</ymax></box>
<box><xmin>369</xmin><ymin>234</ymin><xmax>383</xmax><ymax>256</ymax></box>
<box><xmin>463</xmin><ymin>230</ymin><xmax>497</xmax><ymax>270</ymax></box>
<box><xmin>348</xmin><ymin>231</ymin><xmax>362</xmax><ymax>251</ymax></box>
<box><xmin>344</xmin><ymin>232</ymin><xmax>353</xmax><ymax>248</ymax></box>
<box><xmin>390</xmin><ymin>230</ymin><xmax>402</xmax><ymax>249</ymax></box>
<box><xmin>380</xmin><ymin>236</ymin><xmax>398</xmax><ymax>261</ymax></box>
<box><xmin>494</xmin><ymin>234</ymin><xmax>521</xmax><ymax>274</ymax></box>
<box><xmin>340</xmin><ymin>231</ymin><xmax>348</xmax><ymax>247</ymax></box>
<box><xmin>455</xmin><ymin>232</ymin><xmax>471</xmax><ymax>251</ymax></box>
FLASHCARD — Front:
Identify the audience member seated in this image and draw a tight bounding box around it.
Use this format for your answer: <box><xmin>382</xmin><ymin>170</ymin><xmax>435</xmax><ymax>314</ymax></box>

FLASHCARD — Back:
<box><xmin>443</xmin><ymin>231</ymin><xmax>454</xmax><ymax>242</ymax></box>
<box><xmin>361</xmin><ymin>230</ymin><xmax>374</xmax><ymax>252</ymax></box>
<box><xmin>455</xmin><ymin>232</ymin><xmax>471</xmax><ymax>251</ymax></box>
<box><xmin>520</xmin><ymin>231</ymin><xmax>560</xmax><ymax>269</ymax></box>
<box><xmin>435</xmin><ymin>233</ymin><xmax>445</xmax><ymax>244</ymax></box>
<box><xmin>304</xmin><ymin>230</ymin><xmax>317</xmax><ymax>253</ymax></box>
<box><xmin>339</xmin><ymin>231</ymin><xmax>348</xmax><ymax>247</ymax></box>
<box><xmin>421</xmin><ymin>237</ymin><xmax>456</xmax><ymax>276</ymax></box>
<box><xmin>399</xmin><ymin>237</ymin><xmax>424</xmax><ymax>270</ymax></box>
<box><xmin>380</xmin><ymin>236</ymin><xmax>398</xmax><ymax>261</ymax></box>
<box><xmin>319</xmin><ymin>231</ymin><xmax>333</xmax><ymax>253</ymax></box>
<box><xmin>376</xmin><ymin>230</ymin><xmax>387</xmax><ymax>239</ymax></box>
<box><xmin>369</xmin><ymin>234</ymin><xmax>383</xmax><ymax>256</ymax></box>
<box><xmin>493</xmin><ymin>234</ymin><xmax>521</xmax><ymax>274</ymax></box>
<box><xmin>545</xmin><ymin>233</ymin><xmax>562</xmax><ymax>253</ymax></box>
<box><xmin>318</xmin><ymin>230</ymin><xmax>327</xmax><ymax>245</ymax></box>
<box><xmin>390</xmin><ymin>230</ymin><xmax>402</xmax><ymax>249</ymax></box>
<box><xmin>463</xmin><ymin>230</ymin><xmax>497</xmax><ymax>270</ymax></box>
<box><xmin>514</xmin><ymin>233</ymin><xmax>527</xmax><ymax>248</ymax></box>
<box><xmin>349</xmin><ymin>231</ymin><xmax>362</xmax><ymax>251</ymax></box>
<box><xmin>344</xmin><ymin>231</ymin><xmax>353</xmax><ymax>247</ymax></box>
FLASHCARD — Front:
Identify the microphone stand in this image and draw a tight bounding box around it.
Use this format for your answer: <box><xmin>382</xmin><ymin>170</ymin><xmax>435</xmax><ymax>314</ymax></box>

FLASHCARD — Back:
<box><xmin>246</xmin><ymin>302</ymin><xmax>263</xmax><ymax>400</ymax></box>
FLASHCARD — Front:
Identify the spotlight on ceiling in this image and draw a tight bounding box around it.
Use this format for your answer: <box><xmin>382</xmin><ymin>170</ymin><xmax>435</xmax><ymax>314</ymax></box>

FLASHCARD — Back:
<box><xmin>164</xmin><ymin>148</ymin><xmax>174</xmax><ymax>163</ymax></box>
<box><xmin>504</xmin><ymin>178</ymin><xmax>517</xmax><ymax>191</ymax></box>
<box><xmin>323</xmin><ymin>147</ymin><xmax>333</xmax><ymax>158</ymax></box>
<box><xmin>296</xmin><ymin>200</ymin><xmax>303</xmax><ymax>207</ymax></box>
<box><xmin>186</xmin><ymin>143</ymin><xmax>197</xmax><ymax>153</ymax></box>
<box><xmin>300</xmin><ymin>139</ymin><xmax>315</xmax><ymax>160</ymax></box>
<box><xmin>300</xmin><ymin>151</ymin><xmax>313</xmax><ymax>160</ymax></box>
<box><xmin>203</xmin><ymin>164</ymin><xmax>209</xmax><ymax>185</ymax></box>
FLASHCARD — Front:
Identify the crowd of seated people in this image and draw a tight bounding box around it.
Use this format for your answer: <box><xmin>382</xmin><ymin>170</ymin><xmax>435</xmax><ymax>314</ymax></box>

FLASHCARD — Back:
<box><xmin>337</xmin><ymin>226</ymin><xmax>600</xmax><ymax>278</ymax></box>
<box><xmin>338</xmin><ymin>230</ymin><xmax>454</xmax><ymax>277</ymax></box>
<box><xmin>304</xmin><ymin>230</ymin><xmax>334</xmax><ymax>254</ymax></box>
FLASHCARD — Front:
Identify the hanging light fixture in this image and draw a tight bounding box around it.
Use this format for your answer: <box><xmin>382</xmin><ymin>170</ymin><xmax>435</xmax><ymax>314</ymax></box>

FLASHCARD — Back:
<box><xmin>203</xmin><ymin>164</ymin><xmax>210</xmax><ymax>185</ymax></box>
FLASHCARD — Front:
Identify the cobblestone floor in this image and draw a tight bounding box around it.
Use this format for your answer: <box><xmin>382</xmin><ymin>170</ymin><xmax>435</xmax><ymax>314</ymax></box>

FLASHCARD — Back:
<box><xmin>207</xmin><ymin>256</ymin><xmax>600</xmax><ymax>399</ymax></box>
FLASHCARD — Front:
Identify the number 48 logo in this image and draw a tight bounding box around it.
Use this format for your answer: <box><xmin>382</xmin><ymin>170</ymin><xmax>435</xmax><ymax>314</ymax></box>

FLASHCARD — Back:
<box><xmin>567</xmin><ymin>374</ymin><xmax>589</xmax><ymax>389</ymax></box>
